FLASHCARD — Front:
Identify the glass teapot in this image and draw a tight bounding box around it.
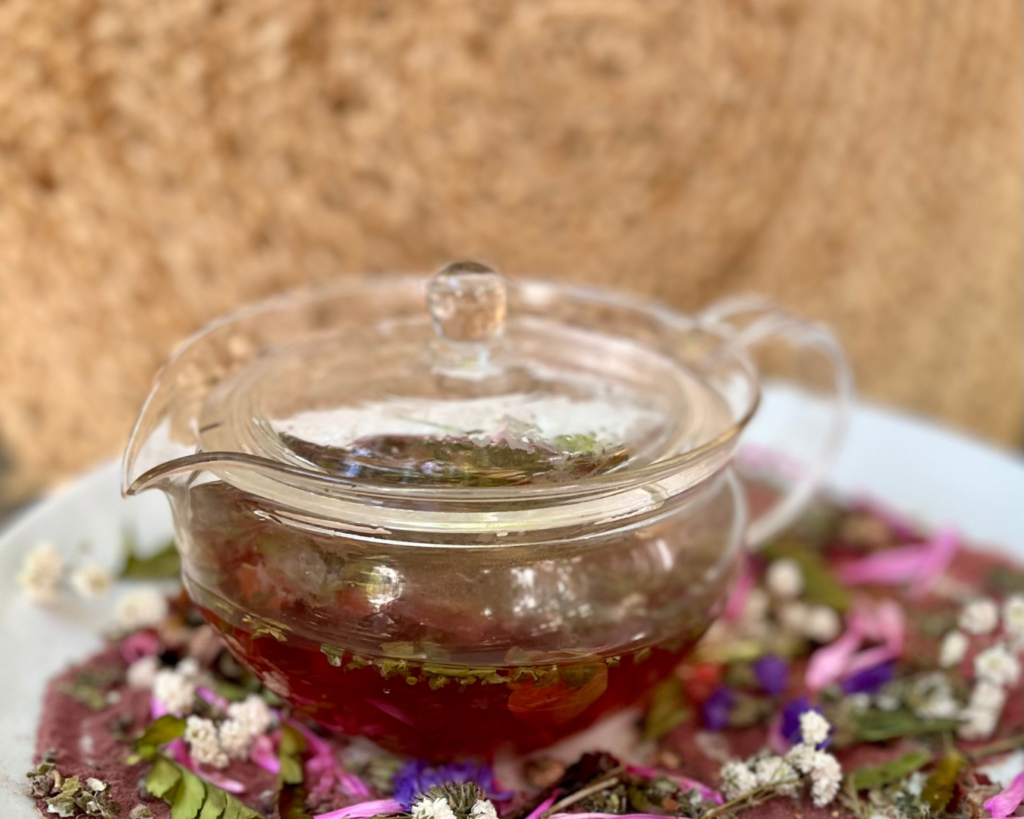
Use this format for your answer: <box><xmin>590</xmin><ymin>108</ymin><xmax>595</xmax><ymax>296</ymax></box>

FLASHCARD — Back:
<box><xmin>123</xmin><ymin>262</ymin><xmax>850</xmax><ymax>758</ymax></box>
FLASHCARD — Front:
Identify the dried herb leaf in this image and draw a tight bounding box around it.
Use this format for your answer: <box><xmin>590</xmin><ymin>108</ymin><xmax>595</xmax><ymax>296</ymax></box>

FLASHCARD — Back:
<box><xmin>921</xmin><ymin>750</ymin><xmax>964</xmax><ymax>812</ymax></box>
<box><xmin>853</xmin><ymin>709</ymin><xmax>959</xmax><ymax>742</ymax></box>
<box><xmin>121</xmin><ymin>534</ymin><xmax>181</xmax><ymax>580</ymax></box>
<box><xmin>850</xmin><ymin>750</ymin><xmax>932</xmax><ymax>790</ymax></box>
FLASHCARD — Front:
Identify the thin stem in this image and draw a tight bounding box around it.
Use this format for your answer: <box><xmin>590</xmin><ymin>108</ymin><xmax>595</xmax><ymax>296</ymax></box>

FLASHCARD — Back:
<box><xmin>700</xmin><ymin>778</ymin><xmax>800</xmax><ymax>819</ymax></box>
<box><xmin>543</xmin><ymin>770</ymin><xmax>624</xmax><ymax>817</ymax></box>
<box><xmin>967</xmin><ymin>734</ymin><xmax>1024</xmax><ymax>762</ymax></box>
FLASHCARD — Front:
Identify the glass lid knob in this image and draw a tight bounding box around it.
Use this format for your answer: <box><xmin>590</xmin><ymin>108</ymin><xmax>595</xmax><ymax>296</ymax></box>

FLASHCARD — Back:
<box><xmin>427</xmin><ymin>260</ymin><xmax>508</xmax><ymax>343</ymax></box>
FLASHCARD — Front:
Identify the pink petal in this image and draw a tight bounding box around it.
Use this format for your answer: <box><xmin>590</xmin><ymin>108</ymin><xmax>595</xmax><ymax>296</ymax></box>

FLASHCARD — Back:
<box><xmin>984</xmin><ymin>772</ymin><xmax>1024</xmax><ymax>819</ymax></box>
<box><xmin>314</xmin><ymin>799</ymin><xmax>404</xmax><ymax>819</ymax></box>
<box><xmin>908</xmin><ymin>527</ymin><xmax>959</xmax><ymax>599</ymax></box>
<box><xmin>523</xmin><ymin>794</ymin><xmax>559</xmax><ymax>819</ymax></box>
<box><xmin>626</xmin><ymin>766</ymin><xmax>722</xmax><ymax>804</ymax></box>
<box><xmin>806</xmin><ymin>621</ymin><xmax>864</xmax><ymax>690</ymax></box>
<box><xmin>197</xmin><ymin>686</ymin><xmax>230</xmax><ymax>710</ymax></box>
<box><xmin>150</xmin><ymin>696</ymin><xmax>169</xmax><ymax>719</ymax></box>
<box><xmin>250</xmin><ymin>734</ymin><xmax>280</xmax><ymax>774</ymax></box>
<box><xmin>340</xmin><ymin>772</ymin><xmax>372</xmax><ymax>798</ymax></box>
<box><xmin>200</xmin><ymin>770</ymin><xmax>246</xmax><ymax>794</ymax></box>
<box><xmin>723</xmin><ymin>559</ymin><xmax>755</xmax><ymax>622</ymax></box>
<box><xmin>366</xmin><ymin>698</ymin><xmax>415</xmax><ymax>726</ymax></box>
<box><xmin>120</xmin><ymin>631</ymin><xmax>162</xmax><ymax>664</ymax></box>
<box><xmin>289</xmin><ymin>720</ymin><xmax>333</xmax><ymax>757</ymax></box>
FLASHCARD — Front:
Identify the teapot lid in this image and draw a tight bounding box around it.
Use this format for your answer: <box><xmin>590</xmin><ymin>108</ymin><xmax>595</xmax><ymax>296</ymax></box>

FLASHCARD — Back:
<box><xmin>193</xmin><ymin>262</ymin><xmax>738</xmax><ymax>488</ymax></box>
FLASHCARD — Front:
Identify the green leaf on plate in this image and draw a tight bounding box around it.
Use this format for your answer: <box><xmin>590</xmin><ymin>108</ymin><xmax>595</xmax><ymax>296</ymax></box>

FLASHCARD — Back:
<box><xmin>850</xmin><ymin>750</ymin><xmax>932</xmax><ymax>790</ymax></box>
<box><xmin>135</xmin><ymin>715</ymin><xmax>187</xmax><ymax>758</ymax></box>
<box><xmin>921</xmin><ymin>750</ymin><xmax>964</xmax><ymax>812</ymax></box>
<box><xmin>145</xmin><ymin>756</ymin><xmax>182</xmax><ymax>798</ymax></box>
<box><xmin>853</xmin><ymin>709</ymin><xmax>959</xmax><ymax>742</ymax></box>
<box><xmin>172</xmin><ymin>767</ymin><xmax>207</xmax><ymax>819</ymax></box>
<box><xmin>121</xmin><ymin>532</ymin><xmax>181</xmax><ymax>580</ymax></box>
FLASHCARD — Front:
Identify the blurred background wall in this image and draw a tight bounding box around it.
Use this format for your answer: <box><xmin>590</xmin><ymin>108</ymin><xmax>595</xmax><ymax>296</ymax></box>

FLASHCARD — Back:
<box><xmin>0</xmin><ymin>0</ymin><xmax>1021</xmax><ymax>507</ymax></box>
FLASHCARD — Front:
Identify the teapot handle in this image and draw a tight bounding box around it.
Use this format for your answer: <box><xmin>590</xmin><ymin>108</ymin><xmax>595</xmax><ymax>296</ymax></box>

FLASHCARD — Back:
<box><xmin>699</xmin><ymin>297</ymin><xmax>853</xmax><ymax>548</ymax></box>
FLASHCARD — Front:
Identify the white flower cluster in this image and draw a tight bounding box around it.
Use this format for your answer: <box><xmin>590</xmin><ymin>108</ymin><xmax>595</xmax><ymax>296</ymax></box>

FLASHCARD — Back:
<box><xmin>116</xmin><ymin>588</ymin><xmax>169</xmax><ymax>630</ymax></box>
<box><xmin>153</xmin><ymin>661</ymin><xmax>199</xmax><ymax>715</ymax></box>
<box><xmin>17</xmin><ymin>542</ymin><xmax>115</xmax><ymax>605</ymax></box>
<box><xmin>766</xmin><ymin>559</ymin><xmax>804</xmax><ymax>599</ymax></box>
<box><xmin>938</xmin><ymin>595</ymin><xmax>1024</xmax><ymax>741</ymax></box>
<box><xmin>718</xmin><ymin>713</ymin><xmax>842</xmax><ymax>808</ymax></box>
<box><xmin>410</xmin><ymin>796</ymin><xmax>498</xmax><ymax>819</ymax></box>
<box><xmin>180</xmin><ymin>693</ymin><xmax>275</xmax><ymax>768</ymax></box>
<box><xmin>910</xmin><ymin>673</ymin><xmax>959</xmax><ymax>720</ymax></box>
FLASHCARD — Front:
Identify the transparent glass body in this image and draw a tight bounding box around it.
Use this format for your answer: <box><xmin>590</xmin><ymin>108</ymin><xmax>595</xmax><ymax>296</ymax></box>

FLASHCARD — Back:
<box><xmin>124</xmin><ymin>269</ymin><xmax>850</xmax><ymax>757</ymax></box>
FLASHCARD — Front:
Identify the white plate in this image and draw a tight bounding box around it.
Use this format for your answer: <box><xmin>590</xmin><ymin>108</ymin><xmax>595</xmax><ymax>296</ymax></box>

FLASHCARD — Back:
<box><xmin>0</xmin><ymin>400</ymin><xmax>1021</xmax><ymax>815</ymax></box>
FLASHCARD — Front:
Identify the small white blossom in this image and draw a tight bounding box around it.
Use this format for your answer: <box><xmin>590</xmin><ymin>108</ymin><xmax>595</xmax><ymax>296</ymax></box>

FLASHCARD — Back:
<box><xmin>803</xmin><ymin>606</ymin><xmax>842</xmax><ymax>643</ymax></box>
<box><xmin>126</xmin><ymin>656</ymin><xmax>161</xmax><ymax>690</ymax></box>
<box><xmin>939</xmin><ymin>630</ymin><xmax>969</xmax><ymax>668</ymax></box>
<box><xmin>218</xmin><ymin>719</ymin><xmax>253</xmax><ymax>761</ymax></box>
<box><xmin>471</xmin><ymin>800</ymin><xmax>498</xmax><ymax>819</ymax></box>
<box><xmin>778</xmin><ymin>601</ymin><xmax>808</xmax><ymax>634</ymax></box>
<box><xmin>846</xmin><ymin>693</ymin><xmax>871</xmax><ymax>714</ymax></box>
<box><xmin>785</xmin><ymin>743</ymin><xmax>818</xmax><ymax>775</ymax></box>
<box><xmin>799</xmin><ymin>711</ymin><xmax>831</xmax><ymax>746</ymax></box>
<box><xmin>184</xmin><ymin>716</ymin><xmax>228</xmax><ymax>769</ymax></box>
<box><xmin>742</xmin><ymin>588</ymin><xmax>770</xmax><ymax>624</ymax></box>
<box><xmin>116</xmin><ymin>588</ymin><xmax>169</xmax><ymax>630</ymax></box>
<box><xmin>227</xmin><ymin>694</ymin><xmax>274</xmax><ymax>736</ymax></box>
<box><xmin>153</xmin><ymin>668</ymin><xmax>196</xmax><ymax>715</ymax></box>
<box><xmin>875</xmin><ymin>692</ymin><xmax>901</xmax><ymax>711</ymax></box>
<box><xmin>958</xmin><ymin>681</ymin><xmax>1007</xmax><ymax>740</ymax></box>
<box><xmin>753</xmin><ymin>756</ymin><xmax>798</xmax><ymax>795</ymax></box>
<box><xmin>959</xmin><ymin>598</ymin><xmax>1000</xmax><ymax>635</ymax></box>
<box><xmin>766</xmin><ymin>559</ymin><xmax>804</xmax><ymax>599</ymax></box>
<box><xmin>412</xmin><ymin>797</ymin><xmax>457</xmax><ymax>819</ymax></box>
<box><xmin>719</xmin><ymin>760</ymin><xmax>758</xmax><ymax>800</ymax></box>
<box><xmin>70</xmin><ymin>565</ymin><xmax>113</xmax><ymax>599</ymax></box>
<box><xmin>914</xmin><ymin>691</ymin><xmax>959</xmax><ymax>720</ymax></box>
<box><xmin>807</xmin><ymin>751</ymin><xmax>842</xmax><ymax>807</ymax></box>
<box><xmin>17</xmin><ymin>543</ymin><xmax>65</xmax><ymax>603</ymax></box>
<box><xmin>1002</xmin><ymin>595</ymin><xmax>1024</xmax><ymax>642</ymax></box>
<box><xmin>86</xmin><ymin>778</ymin><xmax>107</xmax><ymax>793</ymax></box>
<box><xmin>974</xmin><ymin>644</ymin><xmax>1021</xmax><ymax>687</ymax></box>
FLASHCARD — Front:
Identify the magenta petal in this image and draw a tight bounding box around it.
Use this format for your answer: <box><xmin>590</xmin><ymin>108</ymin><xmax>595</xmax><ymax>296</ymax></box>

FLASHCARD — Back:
<box><xmin>201</xmin><ymin>770</ymin><xmax>246</xmax><ymax>794</ymax></box>
<box><xmin>984</xmin><ymin>773</ymin><xmax>1024</xmax><ymax>819</ymax></box>
<box><xmin>836</xmin><ymin>545</ymin><xmax>933</xmax><ymax>585</ymax></box>
<box><xmin>314</xmin><ymin>799</ymin><xmax>404</xmax><ymax>819</ymax></box>
<box><xmin>523</xmin><ymin>793</ymin><xmax>559</xmax><ymax>819</ymax></box>
<box><xmin>197</xmin><ymin>686</ymin><xmax>230</xmax><ymax>710</ymax></box>
<box><xmin>340</xmin><ymin>772</ymin><xmax>372</xmax><ymax>798</ymax></box>
<box><xmin>908</xmin><ymin>527</ymin><xmax>959</xmax><ymax>599</ymax></box>
<box><xmin>250</xmin><ymin>734</ymin><xmax>280</xmax><ymax>774</ymax></box>
<box><xmin>150</xmin><ymin>696</ymin><xmax>169</xmax><ymax>720</ymax></box>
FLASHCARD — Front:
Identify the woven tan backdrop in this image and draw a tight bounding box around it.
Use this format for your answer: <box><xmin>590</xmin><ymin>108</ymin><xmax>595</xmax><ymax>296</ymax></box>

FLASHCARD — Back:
<box><xmin>0</xmin><ymin>0</ymin><xmax>1021</xmax><ymax>505</ymax></box>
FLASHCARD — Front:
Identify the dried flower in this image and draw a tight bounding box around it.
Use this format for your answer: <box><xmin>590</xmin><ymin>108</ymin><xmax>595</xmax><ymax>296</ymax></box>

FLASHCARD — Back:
<box><xmin>701</xmin><ymin>684</ymin><xmax>735</xmax><ymax>730</ymax></box>
<box><xmin>126</xmin><ymin>656</ymin><xmax>161</xmax><ymax>690</ymax></box>
<box><xmin>785</xmin><ymin>743</ymin><xmax>818</xmax><ymax>775</ymax></box>
<box><xmin>753</xmin><ymin>756</ymin><xmax>798</xmax><ymax>796</ymax></box>
<box><xmin>974</xmin><ymin>644</ymin><xmax>1021</xmax><ymax>687</ymax></box>
<box><xmin>806</xmin><ymin>751</ymin><xmax>842</xmax><ymax>807</ymax></box>
<box><xmin>803</xmin><ymin>605</ymin><xmax>842</xmax><ymax>643</ymax></box>
<box><xmin>17</xmin><ymin>543</ymin><xmax>65</xmax><ymax>603</ymax></box>
<box><xmin>70</xmin><ymin>565</ymin><xmax>113</xmax><ymax>599</ymax></box>
<box><xmin>752</xmin><ymin>654</ymin><xmax>788</xmax><ymax>696</ymax></box>
<box><xmin>116</xmin><ymin>588</ymin><xmax>169</xmax><ymax>630</ymax></box>
<box><xmin>780</xmin><ymin>697</ymin><xmax>828</xmax><ymax>747</ymax></box>
<box><xmin>766</xmin><ymin>558</ymin><xmax>804</xmax><ymax>599</ymax></box>
<box><xmin>218</xmin><ymin>694</ymin><xmax>275</xmax><ymax>760</ymax></box>
<box><xmin>411</xmin><ymin>797</ymin><xmax>458</xmax><ymax>819</ymax></box>
<box><xmin>958</xmin><ymin>681</ymin><xmax>1007</xmax><ymax>740</ymax></box>
<box><xmin>1002</xmin><ymin>595</ymin><xmax>1024</xmax><ymax>642</ymax></box>
<box><xmin>799</xmin><ymin>711</ymin><xmax>831</xmax><ymax>747</ymax></box>
<box><xmin>841</xmin><ymin>660</ymin><xmax>895</xmax><ymax>695</ymax></box>
<box><xmin>184</xmin><ymin>716</ymin><xmax>228</xmax><ymax>769</ymax></box>
<box><xmin>959</xmin><ymin>598</ymin><xmax>1000</xmax><ymax>636</ymax></box>
<box><xmin>939</xmin><ymin>630</ymin><xmax>969</xmax><ymax>668</ymax></box>
<box><xmin>470</xmin><ymin>800</ymin><xmax>498</xmax><ymax>819</ymax></box>
<box><xmin>719</xmin><ymin>760</ymin><xmax>758</xmax><ymax>800</ymax></box>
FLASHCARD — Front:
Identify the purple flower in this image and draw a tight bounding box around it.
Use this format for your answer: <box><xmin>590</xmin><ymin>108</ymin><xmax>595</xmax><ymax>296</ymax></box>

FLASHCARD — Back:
<box><xmin>780</xmin><ymin>696</ymin><xmax>831</xmax><ymax>748</ymax></box>
<box><xmin>752</xmin><ymin>654</ymin><xmax>788</xmax><ymax>696</ymax></box>
<box><xmin>701</xmin><ymin>684</ymin><xmax>735</xmax><ymax>731</ymax></box>
<box><xmin>840</xmin><ymin>660</ymin><xmax>895</xmax><ymax>695</ymax></box>
<box><xmin>392</xmin><ymin>761</ymin><xmax>509</xmax><ymax>809</ymax></box>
